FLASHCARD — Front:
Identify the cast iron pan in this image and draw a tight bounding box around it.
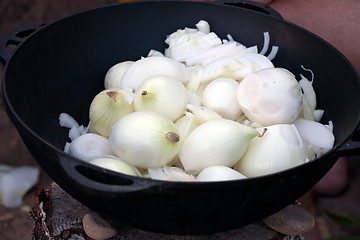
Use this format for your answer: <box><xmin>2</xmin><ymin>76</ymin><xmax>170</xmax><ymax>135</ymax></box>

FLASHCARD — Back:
<box><xmin>1</xmin><ymin>0</ymin><xmax>360</xmax><ymax>234</ymax></box>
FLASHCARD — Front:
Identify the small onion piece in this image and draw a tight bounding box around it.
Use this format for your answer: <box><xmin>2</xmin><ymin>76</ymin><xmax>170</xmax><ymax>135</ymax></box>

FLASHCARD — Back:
<box><xmin>148</xmin><ymin>166</ymin><xmax>196</xmax><ymax>181</ymax></box>
<box><xmin>175</xmin><ymin>114</ymin><xmax>200</xmax><ymax>141</ymax></box>
<box><xmin>235</xmin><ymin>124</ymin><xmax>313</xmax><ymax>177</ymax></box>
<box><xmin>259</xmin><ymin>32</ymin><xmax>270</xmax><ymax>55</ymax></box>
<box><xmin>0</xmin><ymin>166</ymin><xmax>40</xmax><ymax>208</ymax></box>
<box><xmin>59</xmin><ymin>113</ymin><xmax>88</xmax><ymax>141</ymax></box>
<box><xmin>299</xmin><ymin>75</ymin><xmax>316</xmax><ymax>111</ymax></box>
<box><xmin>293</xmin><ymin>118</ymin><xmax>335</xmax><ymax>155</ymax></box>
<box><xmin>196</xmin><ymin>20</ymin><xmax>210</xmax><ymax>33</ymax></box>
<box><xmin>165</xmin><ymin>20</ymin><xmax>222</xmax><ymax>63</ymax></box>
<box><xmin>185</xmin><ymin>104</ymin><xmax>223</xmax><ymax>124</ymax></box>
<box><xmin>313</xmin><ymin>109</ymin><xmax>324</xmax><ymax>122</ymax></box>
<box><xmin>266</xmin><ymin>46</ymin><xmax>279</xmax><ymax>61</ymax></box>
<box><xmin>243</xmin><ymin>53</ymin><xmax>274</xmax><ymax>72</ymax></box>
<box><xmin>196</xmin><ymin>166</ymin><xmax>246</xmax><ymax>182</ymax></box>
<box><xmin>59</xmin><ymin>112</ymin><xmax>80</xmax><ymax>129</ymax></box>
<box><xmin>300</xmin><ymin>95</ymin><xmax>315</xmax><ymax>121</ymax></box>
<box><xmin>201</xmin><ymin>56</ymin><xmax>253</xmax><ymax>82</ymax></box>
<box><xmin>68</xmin><ymin>133</ymin><xmax>114</xmax><ymax>162</ymax></box>
<box><xmin>185</xmin><ymin>42</ymin><xmax>245</xmax><ymax>66</ymax></box>
<box><xmin>147</xmin><ymin>49</ymin><xmax>164</xmax><ymax>57</ymax></box>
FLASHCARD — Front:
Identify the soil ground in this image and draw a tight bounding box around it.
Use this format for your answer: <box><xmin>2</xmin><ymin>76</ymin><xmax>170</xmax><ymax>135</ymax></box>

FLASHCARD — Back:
<box><xmin>0</xmin><ymin>0</ymin><xmax>359</xmax><ymax>239</ymax></box>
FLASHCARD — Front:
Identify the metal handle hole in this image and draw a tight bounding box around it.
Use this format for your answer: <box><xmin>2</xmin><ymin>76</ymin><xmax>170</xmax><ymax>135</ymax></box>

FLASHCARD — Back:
<box><xmin>15</xmin><ymin>28</ymin><xmax>37</xmax><ymax>38</ymax></box>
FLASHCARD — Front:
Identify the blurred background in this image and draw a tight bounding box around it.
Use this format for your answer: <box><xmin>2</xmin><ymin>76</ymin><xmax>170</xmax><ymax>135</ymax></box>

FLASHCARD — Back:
<box><xmin>0</xmin><ymin>0</ymin><xmax>359</xmax><ymax>239</ymax></box>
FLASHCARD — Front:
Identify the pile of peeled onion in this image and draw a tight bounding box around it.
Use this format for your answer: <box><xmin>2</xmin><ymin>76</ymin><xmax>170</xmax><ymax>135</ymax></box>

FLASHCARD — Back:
<box><xmin>59</xmin><ymin>20</ymin><xmax>335</xmax><ymax>182</ymax></box>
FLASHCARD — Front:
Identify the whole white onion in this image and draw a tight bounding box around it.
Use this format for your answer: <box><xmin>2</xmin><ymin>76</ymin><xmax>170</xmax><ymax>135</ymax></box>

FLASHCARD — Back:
<box><xmin>237</xmin><ymin>68</ymin><xmax>303</xmax><ymax>126</ymax></box>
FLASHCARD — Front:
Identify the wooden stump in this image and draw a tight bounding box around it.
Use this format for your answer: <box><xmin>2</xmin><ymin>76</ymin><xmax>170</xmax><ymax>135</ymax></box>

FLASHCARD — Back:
<box><xmin>31</xmin><ymin>183</ymin><xmax>312</xmax><ymax>240</ymax></box>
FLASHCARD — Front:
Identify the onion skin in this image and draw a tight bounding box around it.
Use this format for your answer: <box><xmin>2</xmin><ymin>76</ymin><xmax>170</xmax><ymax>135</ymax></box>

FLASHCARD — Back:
<box><xmin>133</xmin><ymin>76</ymin><xmax>188</xmax><ymax>122</ymax></box>
<box><xmin>196</xmin><ymin>166</ymin><xmax>246</xmax><ymax>182</ymax></box>
<box><xmin>89</xmin><ymin>88</ymin><xmax>134</xmax><ymax>138</ymax></box>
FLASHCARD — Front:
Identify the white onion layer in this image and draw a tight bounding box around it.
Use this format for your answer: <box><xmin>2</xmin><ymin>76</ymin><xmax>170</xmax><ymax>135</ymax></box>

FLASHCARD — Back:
<box><xmin>179</xmin><ymin>119</ymin><xmax>260</xmax><ymax>174</ymax></box>
<box><xmin>90</xmin><ymin>157</ymin><xmax>138</xmax><ymax>176</ymax></box>
<box><xmin>109</xmin><ymin>111</ymin><xmax>181</xmax><ymax>169</ymax></box>
<box><xmin>68</xmin><ymin>133</ymin><xmax>114</xmax><ymax>162</ymax></box>
<box><xmin>196</xmin><ymin>166</ymin><xmax>246</xmax><ymax>182</ymax></box>
<box><xmin>237</xmin><ymin>68</ymin><xmax>303</xmax><ymax>126</ymax></box>
<box><xmin>133</xmin><ymin>76</ymin><xmax>188</xmax><ymax>121</ymax></box>
<box><xmin>293</xmin><ymin>118</ymin><xmax>335</xmax><ymax>155</ymax></box>
<box><xmin>104</xmin><ymin>61</ymin><xmax>133</xmax><ymax>89</ymax></box>
<box><xmin>121</xmin><ymin>56</ymin><xmax>190</xmax><ymax>91</ymax></box>
<box><xmin>202</xmin><ymin>78</ymin><xmax>243</xmax><ymax>120</ymax></box>
<box><xmin>235</xmin><ymin>124</ymin><xmax>313</xmax><ymax>177</ymax></box>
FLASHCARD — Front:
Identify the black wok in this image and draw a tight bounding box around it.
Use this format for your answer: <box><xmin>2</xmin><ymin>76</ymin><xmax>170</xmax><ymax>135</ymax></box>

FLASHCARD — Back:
<box><xmin>1</xmin><ymin>0</ymin><xmax>360</xmax><ymax>235</ymax></box>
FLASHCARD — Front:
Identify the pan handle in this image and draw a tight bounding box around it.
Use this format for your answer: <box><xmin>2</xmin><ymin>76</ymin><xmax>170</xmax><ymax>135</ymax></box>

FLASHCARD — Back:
<box><xmin>217</xmin><ymin>0</ymin><xmax>284</xmax><ymax>20</ymax></box>
<box><xmin>59</xmin><ymin>154</ymin><xmax>160</xmax><ymax>194</ymax></box>
<box><xmin>334</xmin><ymin>125</ymin><xmax>360</xmax><ymax>156</ymax></box>
<box><xmin>0</xmin><ymin>24</ymin><xmax>44</xmax><ymax>65</ymax></box>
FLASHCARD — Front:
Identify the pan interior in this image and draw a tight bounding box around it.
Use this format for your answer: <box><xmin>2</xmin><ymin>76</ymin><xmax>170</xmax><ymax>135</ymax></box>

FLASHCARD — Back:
<box><xmin>3</xmin><ymin>1</ymin><xmax>360</xmax><ymax>152</ymax></box>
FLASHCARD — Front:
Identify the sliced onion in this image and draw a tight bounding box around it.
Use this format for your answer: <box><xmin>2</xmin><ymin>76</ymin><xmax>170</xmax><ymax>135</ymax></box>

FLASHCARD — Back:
<box><xmin>243</xmin><ymin>53</ymin><xmax>274</xmax><ymax>72</ymax></box>
<box><xmin>313</xmin><ymin>109</ymin><xmax>324</xmax><ymax>122</ymax></box>
<box><xmin>195</xmin><ymin>20</ymin><xmax>210</xmax><ymax>33</ymax></box>
<box><xmin>59</xmin><ymin>113</ymin><xmax>88</xmax><ymax>141</ymax></box>
<box><xmin>0</xmin><ymin>166</ymin><xmax>40</xmax><ymax>208</ymax></box>
<box><xmin>299</xmin><ymin>75</ymin><xmax>316</xmax><ymax>110</ymax></box>
<box><xmin>186</xmin><ymin>42</ymin><xmax>245</xmax><ymax>66</ymax></box>
<box><xmin>196</xmin><ymin>166</ymin><xmax>246</xmax><ymax>182</ymax></box>
<box><xmin>59</xmin><ymin>113</ymin><xmax>80</xmax><ymax>129</ymax></box>
<box><xmin>293</xmin><ymin>118</ymin><xmax>335</xmax><ymax>155</ymax></box>
<box><xmin>147</xmin><ymin>49</ymin><xmax>164</xmax><ymax>57</ymax></box>
<box><xmin>301</xmin><ymin>96</ymin><xmax>315</xmax><ymax>121</ymax></box>
<box><xmin>259</xmin><ymin>32</ymin><xmax>270</xmax><ymax>55</ymax></box>
<box><xmin>266</xmin><ymin>46</ymin><xmax>279</xmax><ymax>61</ymax></box>
<box><xmin>68</xmin><ymin>133</ymin><xmax>114</xmax><ymax>162</ymax></box>
<box><xmin>202</xmin><ymin>56</ymin><xmax>253</xmax><ymax>82</ymax></box>
<box><xmin>148</xmin><ymin>166</ymin><xmax>195</xmax><ymax>181</ymax></box>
